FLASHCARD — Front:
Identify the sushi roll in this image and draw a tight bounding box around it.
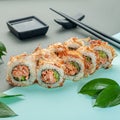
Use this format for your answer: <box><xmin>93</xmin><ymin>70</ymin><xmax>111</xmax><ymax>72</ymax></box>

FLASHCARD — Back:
<box><xmin>7</xmin><ymin>53</ymin><xmax>36</xmax><ymax>86</ymax></box>
<box><xmin>48</xmin><ymin>42</ymin><xmax>68</xmax><ymax>58</ymax></box>
<box><xmin>63</xmin><ymin>51</ymin><xmax>84</xmax><ymax>81</ymax></box>
<box><xmin>32</xmin><ymin>46</ymin><xmax>58</xmax><ymax>62</ymax></box>
<box><xmin>32</xmin><ymin>46</ymin><xmax>42</xmax><ymax>62</ymax></box>
<box><xmin>77</xmin><ymin>46</ymin><xmax>97</xmax><ymax>77</ymax></box>
<box><xmin>89</xmin><ymin>40</ymin><xmax>116</xmax><ymax>69</ymax></box>
<box><xmin>40</xmin><ymin>48</ymin><xmax>59</xmax><ymax>61</ymax></box>
<box><xmin>6</xmin><ymin>37</ymin><xmax>117</xmax><ymax>89</ymax></box>
<box><xmin>79</xmin><ymin>37</ymin><xmax>91</xmax><ymax>46</ymax></box>
<box><xmin>63</xmin><ymin>37</ymin><xmax>84</xmax><ymax>50</ymax></box>
<box><xmin>37</xmin><ymin>59</ymin><xmax>65</xmax><ymax>88</ymax></box>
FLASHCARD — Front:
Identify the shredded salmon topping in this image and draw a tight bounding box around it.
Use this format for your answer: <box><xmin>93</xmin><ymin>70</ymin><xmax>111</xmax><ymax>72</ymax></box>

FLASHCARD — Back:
<box><xmin>64</xmin><ymin>62</ymin><xmax>79</xmax><ymax>76</ymax></box>
<box><xmin>12</xmin><ymin>65</ymin><xmax>30</xmax><ymax>80</ymax></box>
<box><xmin>90</xmin><ymin>40</ymin><xmax>107</xmax><ymax>46</ymax></box>
<box><xmin>41</xmin><ymin>69</ymin><xmax>57</xmax><ymax>84</ymax></box>
<box><xmin>64</xmin><ymin>37</ymin><xmax>84</xmax><ymax>50</ymax></box>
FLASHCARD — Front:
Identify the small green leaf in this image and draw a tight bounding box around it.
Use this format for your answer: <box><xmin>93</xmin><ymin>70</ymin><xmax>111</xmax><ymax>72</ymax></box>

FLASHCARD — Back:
<box><xmin>0</xmin><ymin>41</ymin><xmax>7</xmax><ymax>60</ymax></box>
<box><xmin>0</xmin><ymin>41</ymin><xmax>7</xmax><ymax>52</ymax></box>
<box><xmin>0</xmin><ymin>102</ymin><xmax>17</xmax><ymax>118</ymax></box>
<box><xmin>0</xmin><ymin>51</ymin><xmax>5</xmax><ymax>56</ymax></box>
<box><xmin>79</xmin><ymin>78</ymin><xmax>119</xmax><ymax>97</ymax></box>
<box><xmin>0</xmin><ymin>93</ymin><xmax>23</xmax><ymax>98</ymax></box>
<box><xmin>94</xmin><ymin>85</ymin><xmax>120</xmax><ymax>108</ymax></box>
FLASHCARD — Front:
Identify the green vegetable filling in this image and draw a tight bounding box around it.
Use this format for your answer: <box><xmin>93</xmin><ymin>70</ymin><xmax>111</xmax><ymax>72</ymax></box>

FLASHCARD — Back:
<box><xmin>12</xmin><ymin>65</ymin><xmax>30</xmax><ymax>82</ymax></box>
<box><xmin>97</xmin><ymin>50</ymin><xmax>107</xmax><ymax>58</ymax></box>
<box><xmin>85</xmin><ymin>56</ymin><xmax>92</xmax><ymax>62</ymax></box>
<box><xmin>53</xmin><ymin>70</ymin><xmax>60</xmax><ymax>82</ymax></box>
<box><xmin>14</xmin><ymin>76</ymin><xmax>26</xmax><ymax>81</ymax></box>
<box><xmin>70</xmin><ymin>61</ymin><xmax>81</xmax><ymax>72</ymax></box>
<box><xmin>41</xmin><ymin>69</ymin><xmax>60</xmax><ymax>83</ymax></box>
<box><xmin>21</xmin><ymin>76</ymin><xmax>26</xmax><ymax>81</ymax></box>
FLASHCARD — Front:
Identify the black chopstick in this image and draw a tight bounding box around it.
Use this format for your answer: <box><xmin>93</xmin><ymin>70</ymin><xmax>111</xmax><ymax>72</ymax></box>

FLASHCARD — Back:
<box><xmin>50</xmin><ymin>8</ymin><xmax>120</xmax><ymax>49</ymax></box>
<box><xmin>80</xmin><ymin>22</ymin><xmax>120</xmax><ymax>44</ymax></box>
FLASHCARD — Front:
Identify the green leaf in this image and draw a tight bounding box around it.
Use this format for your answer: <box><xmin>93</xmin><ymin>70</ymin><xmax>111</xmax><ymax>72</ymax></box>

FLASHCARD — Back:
<box><xmin>0</xmin><ymin>41</ymin><xmax>7</xmax><ymax>52</ymax></box>
<box><xmin>79</xmin><ymin>78</ymin><xmax>119</xmax><ymax>97</ymax></box>
<box><xmin>94</xmin><ymin>85</ymin><xmax>120</xmax><ymax>108</ymax></box>
<box><xmin>0</xmin><ymin>41</ymin><xmax>7</xmax><ymax>60</ymax></box>
<box><xmin>0</xmin><ymin>102</ymin><xmax>17</xmax><ymax>118</ymax></box>
<box><xmin>0</xmin><ymin>51</ymin><xmax>5</xmax><ymax>56</ymax></box>
<box><xmin>0</xmin><ymin>93</ymin><xmax>23</xmax><ymax>98</ymax></box>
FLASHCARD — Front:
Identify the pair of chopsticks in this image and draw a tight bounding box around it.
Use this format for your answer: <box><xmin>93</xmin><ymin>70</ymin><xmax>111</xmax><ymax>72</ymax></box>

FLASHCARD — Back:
<box><xmin>50</xmin><ymin>8</ymin><xmax>120</xmax><ymax>49</ymax></box>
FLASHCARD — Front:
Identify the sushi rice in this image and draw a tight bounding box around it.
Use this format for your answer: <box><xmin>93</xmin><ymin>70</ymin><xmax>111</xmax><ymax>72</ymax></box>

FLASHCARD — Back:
<box><xmin>7</xmin><ymin>53</ymin><xmax>36</xmax><ymax>86</ymax></box>
<box><xmin>6</xmin><ymin>37</ymin><xmax>116</xmax><ymax>88</ymax></box>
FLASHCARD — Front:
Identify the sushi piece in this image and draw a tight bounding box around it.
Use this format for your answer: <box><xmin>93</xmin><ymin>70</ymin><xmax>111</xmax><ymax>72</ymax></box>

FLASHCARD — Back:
<box><xmin>62</xmin><ymin>51</ymin><xmax>84</xmax><ymax>81</ymax></box>
<box><xmin>34</xmin><ymin>46</ymin><xmax>65</xmax><ymax>88</ymax></box>
<box><xmin>37</xmin><ymin>59</ymin><xmax>65</xmax><ymax>88</ymax></box>
<box><xmin>32</xmin><ymin>46</ymin><xmax>42</xmax><ymax>62</ymax></box>
<box><xmin>48</xmin><ymin>42</ymin><xmax>68</xmax><ymax>58</ymax></box>
<box><xmin>7</xmin><ymin>53</ymin><xmax>36</xmax><ymax>86</ymax></box>
<box><xmin>6</xmin><ymin>37</ymin><xmax>117</xmax><ymax>89</ymax></box>
<box><xmin>89</xmin><ymin>40</ymin><xmax>116</xmax><ymax>69</ymax></box>
<box><xmin>40</xmin><ymin>48</ymin><xmax>60</xmax><ymax>61</ymax></box>
<box><xmin>77</xmin><ymin>46</ymin><xmax>97</xmax><ymax>77</ymax></box>
<box><xmin>32</xmin><ymin>46</ymin><xmax>58</xmax><ymax>63</ymax></box>
<box><xmin>79</xmin><ymin>37</ymin><xmax>91</xmax><ymax>46</ymax></box>
<box><xmin>63</xmin><ymin>37</ymin><xmax>85</xmax><ymax>50</ymax></box>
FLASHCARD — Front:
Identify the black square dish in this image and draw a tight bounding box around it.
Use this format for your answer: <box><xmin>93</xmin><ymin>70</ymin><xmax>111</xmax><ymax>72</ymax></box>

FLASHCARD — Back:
<box><xmin>7</xmin><ymin>16</ymin><xmax>49</xmax><ymax>40</ymax></box>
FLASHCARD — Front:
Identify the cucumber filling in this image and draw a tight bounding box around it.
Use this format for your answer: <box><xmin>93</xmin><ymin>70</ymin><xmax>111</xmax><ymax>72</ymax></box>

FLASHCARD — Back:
<box><xmin>97</xmin><ymin>50</ymin><xmax>108</xmax><ymax>58</ymax></box>
<box><xmin>14</xmin><ymin>76</ymin><xmax>26</xmax><ymax>81</ymax></box>
<box><xmin>83</xmin><ymin>55</ymin><xmax>92</xmax><ymax>68</ymax></box>
<box><xmin>41</xmin><ymin>69</ymin><xmax>60</xmax><ymax>84</ymax></box>
<box><xmin>53</xmin><ymin>70</ymin><xmax>60</xmax><ymax>82</ymax></box>
<box><xmin>12</xmin><ymin>65</ymin><xmax>30</xmax><ymax>82</ymax></box>
<box><xmin>83</xmin><ymin>55</ymin><xmax>94</xmax><ymax>74</ymax></box>
<box><xmin>85</xmin><ymin>56</ymin><xmax>92</xmax><ymax>62</ymax></box>
<box><xmin>65</xmin><ymin>61</ymin><xmax>80</xmax><ymax>76</ymax></box>
<box><xmin>97</xmin><ymin>50</ymin><xmax>108</xmax><ymax>65</ymax></box>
